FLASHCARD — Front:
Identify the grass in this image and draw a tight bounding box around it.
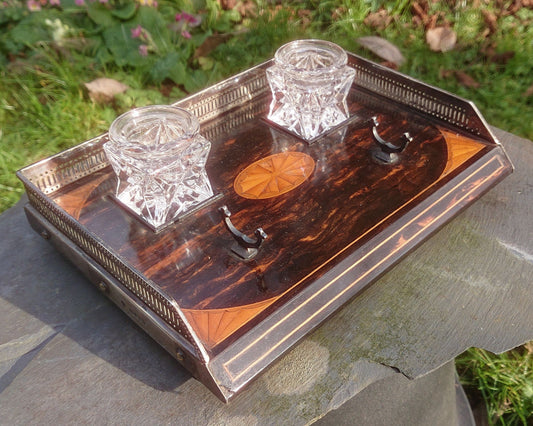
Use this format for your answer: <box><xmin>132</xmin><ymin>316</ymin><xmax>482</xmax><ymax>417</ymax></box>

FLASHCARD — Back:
<box><xmin>1</xmin><ymin>1</ymin><xmax>532</xmax><ymax>424</ymax></box>
<box><xmin>456</xmin><ymin>343</ymin><xmax>533</xmax><ymax>425</ymax></box>
<box><xmin>0</xmin><ymin>52</ymin><xmax>116</xmax><ymax>208</ymax></box>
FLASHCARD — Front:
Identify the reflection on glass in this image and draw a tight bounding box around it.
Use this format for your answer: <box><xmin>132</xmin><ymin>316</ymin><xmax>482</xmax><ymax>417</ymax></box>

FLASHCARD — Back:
<box><xmin>104</xmin><ymin>105</ymin><xmax>213</xmax><ymax>230</ymax></box>
<box><xmin>266</xmin><ymin>39</ymin><xmax>355</xmax><ymax>141</ymax></box>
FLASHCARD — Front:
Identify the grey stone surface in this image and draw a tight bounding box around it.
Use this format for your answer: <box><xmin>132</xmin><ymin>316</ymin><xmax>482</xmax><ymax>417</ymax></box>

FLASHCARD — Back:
<box><xmin>0</xmin><ymin>128</ymin><xmax>531</xmax><ymax>425</ymax></box>
<box><xmin>315</xmin><ymin>361</ymin><xmax>469</xmax><ymax>426</ymax></box>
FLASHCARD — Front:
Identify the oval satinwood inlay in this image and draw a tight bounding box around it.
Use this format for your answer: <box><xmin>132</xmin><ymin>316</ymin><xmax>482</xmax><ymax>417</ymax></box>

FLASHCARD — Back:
<box><xmin>234</xmin><ymin>151</ymin><xmax>315</xmax><ymax>199</ymax></box>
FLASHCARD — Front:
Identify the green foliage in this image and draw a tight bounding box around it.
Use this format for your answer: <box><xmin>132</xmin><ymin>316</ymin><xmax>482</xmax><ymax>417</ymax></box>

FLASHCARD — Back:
<box><xmin>0</xmin><ymin>50</ymin><xmax>116</xmax><ymax>210</ymax></box>
<box><xmin>456</xmin><ymin>345</ymin><xmax>533</xmax><ymax>425</ymax></box>
<box><xmin>204</xmin><ymin>0</ymin><xmax>241</xmax><ymax>32</ymax></box>
<box><xmin>0</xmin><ymin>0</ymin><xmax>243</xmax><ymax>87</ymax></box>
<box><xmin>210</xmin><ymin>7</ymin><xmax>305</xmax><ymax>74</ymax></box>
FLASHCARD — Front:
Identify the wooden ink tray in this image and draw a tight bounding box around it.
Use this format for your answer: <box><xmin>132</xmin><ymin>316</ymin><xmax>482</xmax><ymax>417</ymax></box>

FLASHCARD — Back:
<box><xmin>17</xmin><ymin>52</ymin><xmax>513</xmax><ymax>402</ymax></box>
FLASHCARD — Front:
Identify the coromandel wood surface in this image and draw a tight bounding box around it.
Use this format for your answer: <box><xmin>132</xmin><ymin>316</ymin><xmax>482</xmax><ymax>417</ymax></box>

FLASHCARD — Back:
<box><xmin>50</xmin><ymin>90</ymin><xmax>497</xmax><ymax>355</ymax></box>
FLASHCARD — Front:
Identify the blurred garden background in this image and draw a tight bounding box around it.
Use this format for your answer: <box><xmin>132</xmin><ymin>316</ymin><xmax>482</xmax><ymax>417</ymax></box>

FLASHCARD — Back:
<box><xmin>1</xmin><ymin>0</ymin><xmax>532</xmax><ymax>424</ymax></box>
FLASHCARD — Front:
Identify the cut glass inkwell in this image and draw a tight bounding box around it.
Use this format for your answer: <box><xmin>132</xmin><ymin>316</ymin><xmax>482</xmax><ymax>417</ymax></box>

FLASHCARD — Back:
<box><xmin>266</xmin><ymin>39</ymin><xmax>356</xmax><ymax>141</ymax></box>
<box><xmin>104</xmin><ymin>105</ymin><xmax>214</xmax><ymax>231</ymax></box>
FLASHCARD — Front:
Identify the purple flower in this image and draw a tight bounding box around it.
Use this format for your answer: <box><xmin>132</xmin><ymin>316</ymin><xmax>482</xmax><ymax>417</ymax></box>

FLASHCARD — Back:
<box><xmin>75</xmin><ymin>0</ymin><xmax>85</xmax><ymax>5</ymax></box>
<box><xmin>50</xmin><ymin>0</ymin><xmax>61</xmax><ymax>5</ymax></box>
<box><xmin>175</xmin><ymin>12</ymin><xmax>200</xmax><ymax>26</ymax></box>
<box><xmin>139</xmin><ymin>44</ymin><xmax>148</xmax><ymax>57</ymax></box>
<box><xmin>26</xmin><ymin>0</ymin><xmax>41</xmax><ymax>11</ymax></box>
<box><xmin>131</xmin><ymin>25</ymin><xmax>144</xmax><ymax>39</ymax></box>
<box><xmin>181</xmin><ymin>30</ymin><xmax>191</xmax><ymax>39</ymax></box>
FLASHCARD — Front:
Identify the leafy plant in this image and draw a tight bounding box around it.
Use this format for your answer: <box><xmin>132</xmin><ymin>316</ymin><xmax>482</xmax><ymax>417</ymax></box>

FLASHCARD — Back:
<box><xmin>0</xmin><ymin>0</ymin><xmax>248</xmax><ymax>89</ymax></box>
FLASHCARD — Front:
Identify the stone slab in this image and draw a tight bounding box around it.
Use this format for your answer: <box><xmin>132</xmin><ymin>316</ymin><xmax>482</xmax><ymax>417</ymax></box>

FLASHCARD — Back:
<box><xmin>0</xmin><ymin>128</ymin><xmax>531</xmax><ymax>424</ymax></box>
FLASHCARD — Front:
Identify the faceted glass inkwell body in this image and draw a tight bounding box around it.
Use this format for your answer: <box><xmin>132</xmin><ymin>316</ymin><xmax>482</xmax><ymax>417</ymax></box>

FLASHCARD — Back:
<box><xmin>266</xmin><ymin>39</ymin><xmax>355</xmax><ymax>141</ymax></box>
<box><xmin>104</xmin><ymin>105</ymin><xmax>213</xmax><ymax>231</ymax></box>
